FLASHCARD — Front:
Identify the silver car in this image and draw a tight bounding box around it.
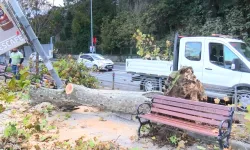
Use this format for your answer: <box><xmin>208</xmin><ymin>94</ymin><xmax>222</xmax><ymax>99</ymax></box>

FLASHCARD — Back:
<box><xmin>29</xmin><ymin>52</ymin><xmax>43</xmax><ymax>62</ymax></box>
<box><xmin>77</xmin><ymin>53</ymin><xmax>114</xmax><ymax>71</ymax></box>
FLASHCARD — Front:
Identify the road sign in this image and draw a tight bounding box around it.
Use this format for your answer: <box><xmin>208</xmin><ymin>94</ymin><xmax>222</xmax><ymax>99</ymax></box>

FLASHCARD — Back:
<box><xmin>90</xmin><ymin>46</ymin><xmax>95</xmax><ymax>53</ymax></box>
<box><xmin>0</xmin><ymin>1</ymin><xmax>26</xmax><ymax>55</ymax></box>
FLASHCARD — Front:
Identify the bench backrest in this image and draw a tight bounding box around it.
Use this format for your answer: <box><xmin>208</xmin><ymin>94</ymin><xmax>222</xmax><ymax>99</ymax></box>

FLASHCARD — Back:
<box><xmin>151</xmin><ymin>95</ymin><xmax>234</xmax><ymax>127</ymax></box>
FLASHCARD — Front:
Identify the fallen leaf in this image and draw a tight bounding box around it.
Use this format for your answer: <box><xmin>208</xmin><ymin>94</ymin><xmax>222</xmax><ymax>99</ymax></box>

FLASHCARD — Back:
<box><xmin>99</xmin><ymin>117</ymin><xmax>106</xmax><ymax>121</ymax></box>
<box><xmin>34</xmin><ymin>145</ymin><xmax>41</xmax><ymax>150</ymax></box>
<box><xmin>0</xmin><ymin>104</ymin><xmax>5</xmax><ymax>113</ymax></box>
<box><xmin>151</xmin><ymin>136</ymin><xmax>156</xmax><ymax>140</ymax></box>
<box><xmin>177</xmin><ymin>140</ymin><xmax>185</xmax><ymax>149</ymax></box>
<box><xmin>212</xmin><ymin>129</ymin><xmax>219</xmax><ymax>134</ymax></box>
<box><xmin>214</xmin><ymin>98</ymin><xmax>220</xmax><ymax>104</ymax></box>
<box><xmin>224</xmin><ymin>97</ymin><xmax>229</xmax><ymax>102</ymax></box>
<box><xmin>130</xmin><ymin>135</ymin><xmax>136</xmax><ymax>141</ymax></box>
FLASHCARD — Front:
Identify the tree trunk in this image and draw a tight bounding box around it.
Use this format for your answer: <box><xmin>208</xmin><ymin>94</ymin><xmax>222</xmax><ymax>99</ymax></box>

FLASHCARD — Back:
<box><xmin>29</xmin><ymin>84</ymin><xmax>162</xmax><ymax>114</ymax></box>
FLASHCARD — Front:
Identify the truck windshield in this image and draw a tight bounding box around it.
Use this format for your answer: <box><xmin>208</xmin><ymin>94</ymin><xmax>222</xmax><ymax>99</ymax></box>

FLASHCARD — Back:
<box><xmin>230</xmin><ymin>42</ymin><xmax>250</xmax><ymax>61</ymax></box>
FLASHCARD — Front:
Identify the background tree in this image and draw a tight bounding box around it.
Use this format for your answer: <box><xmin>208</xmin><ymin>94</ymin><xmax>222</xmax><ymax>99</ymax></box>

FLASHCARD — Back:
<box><xmin>25</xmin><ymin>0</ymin><xmax>250</xmax><ymax>55</ymax></box>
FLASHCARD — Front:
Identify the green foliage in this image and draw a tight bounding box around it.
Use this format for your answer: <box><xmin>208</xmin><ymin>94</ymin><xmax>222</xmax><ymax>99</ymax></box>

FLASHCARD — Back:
<box><xmin>0</xmin><ymin>89</ymin><xmax>15</xmax><ymax>103</ymax></box>
<box><xmin>133</xmin><ymin>29</ymin><xmax>172</xmax><ymax>60</ymax></box>
<box><xmin>41</xmin><ymin>56</ymin><xmax>98</xmax><ymax>88</ymax></box>
<box><xmin>24</xmin><ymin>0</ymin><xmax>250</xmax><ymax>55</ymax></box>
<box><xmin>7</xmin><ymin>68</ymin><xmax>31</xmax><ymax>92</ymax></box>
<box><xmin>169</xmin><ymin>135</ymin><xmax>180</xmax><ymax>145</ymax></box>
<box><xmin>64</xmin><ymin>113</ymin><xmax>71</xmax><ymax>120</ymax></box>
<box><xmin>245</xmin><ymin>105</ymin><xmax>250</xmax><ymax>132</ymax></box>
<box><xmin>4</xmin><ymin>122</ymin><xmax>18</xmax><ymax>138</ymax></box>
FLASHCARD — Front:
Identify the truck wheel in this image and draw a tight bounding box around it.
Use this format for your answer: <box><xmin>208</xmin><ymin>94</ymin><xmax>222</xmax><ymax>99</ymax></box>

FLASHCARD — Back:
<box><xmin>238</xmin><ymin>93</ymin><xmax>250</xmax><ymax>111</ymax></box>
<box><xmin>237</xmin><ymin>87</ymin><xmax>250</xmax><ymax>111</ymax></box>
<box><xmin>143</xmin><ymin>78</ymin><xmax>157</xmax><ymax>92</ymax></box>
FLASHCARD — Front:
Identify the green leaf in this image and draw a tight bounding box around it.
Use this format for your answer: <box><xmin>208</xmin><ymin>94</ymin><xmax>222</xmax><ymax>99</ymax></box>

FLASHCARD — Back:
<box><xmin>5</xmin><ymin>94</ymin><xmax>16</xmax><ymax>103</ymax></box>
<box><xmin>196</xmin><ymin>146</ymin><xmax>206</xmax><ymax>150</ymax></box>
<box><xmin>88</xmin><ymin>140</ymin><xmax>95</xmax><ymax>148</ymax></box>
<box><xmin>244</xmin><ymin>114</ymin><xmax>250</xmax><ymax>121</ymax></box>
<box><xmin>4</xmin><ymin>123</ymin><xmax>17</xmax><ymax>137</ymax></box>
<box><xmin>20</xmin><ymin>72</ymin><xmax>29</xmax><ymax>81</ymax></box>
<box><xmin>213</xmin><ymin>145</ymin><xmax>220</xmax><ymax>150</ymax></box>
<box><xmin>247</xmin><ymin>105</ymin><xmax>250</xmax><ymax>112</ymax></box>
<box><xmin>40</xmin><ymin>119</ymin><xmax>48</xmax><ymax>130</ymax></box>
<box><xmin>23</xmin><ymin>115</ymin><xmax>31</xmax><ymax>126</ymax></box>
<box><xmin>8</xmin><ymin>78</ymin><xmax>16</xmax><ymax>90</ymax></box>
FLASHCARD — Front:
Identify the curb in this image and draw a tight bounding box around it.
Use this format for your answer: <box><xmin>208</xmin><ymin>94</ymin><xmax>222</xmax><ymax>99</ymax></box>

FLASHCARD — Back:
<box><xmin>230</xmin><ymin>140</ymin><xmax>250</xmax><ymax>150</ymax></box>
<box><xmin>114</xmin><ymin>62</ymin><xmax>125</xmax><ymax>65</ymax></box>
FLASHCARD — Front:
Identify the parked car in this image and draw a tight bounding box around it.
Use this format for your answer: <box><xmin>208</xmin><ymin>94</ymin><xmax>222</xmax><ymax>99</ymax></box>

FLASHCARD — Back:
<box><xmin>77</xmin><ymin>53</ymin><xmax>114</xmax><ymax>71</ymax></box>
<box><xmin>29</xmin><ymin>52</ymin><xmax>43</xmax><ymax>62</ymax></box>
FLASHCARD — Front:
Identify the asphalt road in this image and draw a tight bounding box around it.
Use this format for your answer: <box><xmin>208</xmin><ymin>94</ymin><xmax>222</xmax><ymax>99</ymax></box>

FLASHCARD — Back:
<box><xmin>23</xmin><ymin>59</ymin><xmax>141</xmax><ymax>91</ymax></box>
<box><xmin>90</xmin><ymin>64</ymin><xmax>141</xmax><ymax>91</ymax></box>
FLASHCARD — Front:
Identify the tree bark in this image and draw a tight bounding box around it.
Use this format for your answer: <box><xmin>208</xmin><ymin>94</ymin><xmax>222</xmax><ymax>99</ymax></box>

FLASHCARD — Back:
<box><xmin>29</xmin><ymin>84</ymin><xmax>163</xmax><ymax>114</ymax></box>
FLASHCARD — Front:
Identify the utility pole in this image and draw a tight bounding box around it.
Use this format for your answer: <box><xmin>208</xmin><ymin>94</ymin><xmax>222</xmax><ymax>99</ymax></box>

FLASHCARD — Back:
<box><xmin>90</xmin><ymin>0</ymin><xmax>93</xmax><ymax>53</ymax></box>
<box><xmin>9</xmin><ymin>0</ymin><xmax>63</xmax><ymax>89</ymax></box>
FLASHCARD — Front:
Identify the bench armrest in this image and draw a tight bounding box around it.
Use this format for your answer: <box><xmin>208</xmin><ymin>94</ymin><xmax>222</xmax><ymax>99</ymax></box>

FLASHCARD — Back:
<box><xmin>218</xmin><ymin>118</ymin><xmax>232</xmax><ymax>139</ymax></box>
<box><xmin>136</xmin><ymin>102</ymin><xmax>152</xmax><ymax>116</ymax></box>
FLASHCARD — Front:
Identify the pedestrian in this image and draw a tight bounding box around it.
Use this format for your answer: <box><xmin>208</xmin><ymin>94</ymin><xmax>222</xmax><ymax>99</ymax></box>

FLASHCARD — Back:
<box><xmin>8</xmin><ymin>47</ymin><xmax>24</xmax><ymax>79</ymax></box>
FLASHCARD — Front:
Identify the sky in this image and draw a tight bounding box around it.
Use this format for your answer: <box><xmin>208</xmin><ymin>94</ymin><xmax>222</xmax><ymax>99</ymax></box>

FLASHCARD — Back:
<box><xmin>48</xmin><ymin>0</ymin><xmax>64</xmax><ymax>6</ymax></box>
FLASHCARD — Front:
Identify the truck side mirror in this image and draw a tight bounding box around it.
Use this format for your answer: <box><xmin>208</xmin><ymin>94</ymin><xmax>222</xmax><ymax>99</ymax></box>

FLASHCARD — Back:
<box><xmin>231</xmin><ymin>58</ymin><xmax>241</xmax><ymax>70</ymax></box>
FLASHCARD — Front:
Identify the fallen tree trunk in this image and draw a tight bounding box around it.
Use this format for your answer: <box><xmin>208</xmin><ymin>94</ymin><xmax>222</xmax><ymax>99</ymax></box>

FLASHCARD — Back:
<box><xmin>29</xmin><ymin>84</ymin><xmax>162</xmax><ymax>114</ymax></box>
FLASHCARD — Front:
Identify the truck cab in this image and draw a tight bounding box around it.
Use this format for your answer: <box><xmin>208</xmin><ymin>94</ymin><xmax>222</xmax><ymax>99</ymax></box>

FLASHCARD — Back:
<box><xmin>177</xmin><ymin>36</ymin><xmax>250</xmax><ymax>90</ymax></box>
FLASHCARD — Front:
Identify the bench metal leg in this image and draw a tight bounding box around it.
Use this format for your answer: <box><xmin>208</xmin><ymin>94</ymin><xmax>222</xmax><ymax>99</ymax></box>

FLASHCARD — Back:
<box><xmin>218</xmin><ymin>135</ymin><xmax>230</xmax><ymax>150</ymax></box>
<box><xmin>136</xmin><ymin>116</ymin><xmax>152</xmax><ymax>138</ymax></box>
<box><xmin>224</xmin><ymin>134</ymin><xmax>230</xmax><ymax>148</ymax></box>
<box><xmin>218</xmin><ymin>137</ymin><xmax>223</xmax><ymax>150</ymax></box>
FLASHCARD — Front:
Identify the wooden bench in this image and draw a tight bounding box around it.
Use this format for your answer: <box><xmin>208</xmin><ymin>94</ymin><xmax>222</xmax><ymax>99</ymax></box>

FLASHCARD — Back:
<box><xmin>0</xmin><ymin>63</ymin><xmax>13</xmax><ymax>82</ymax></box>
<box><xmin>136</xmin><ymin>95</ymin><xmax>234</xmax><ymax>150</ymax></box>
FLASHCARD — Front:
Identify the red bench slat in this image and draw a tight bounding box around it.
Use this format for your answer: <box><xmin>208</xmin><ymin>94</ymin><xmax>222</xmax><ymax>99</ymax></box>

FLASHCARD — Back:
<box><xmin>151</xmin><ymin>107</ymin><xmax>228</xmax><ymax>127</ymax></box>
<box><xmin>153</xmin><ymin>95</ymin><xmax>231</xmax><ymax>111</ymax></box>
<box><xmin>140</xmin><ymin>113</ymin><xmax>216</xmax><ymax>131</ymax></box>
<box><xmin>140</xmin><ymin>114</ymin><xmax>218</xmax><ymax>137</ymax></box>
<box><xmin>153</xmin><ymin>99</ymin><xmax>230</xmax><ymax>116</ymax></box>
<box><xmin>152</xmin><ymin>103</ymin><xmax>229</xmax><ymax>121</ymax></box>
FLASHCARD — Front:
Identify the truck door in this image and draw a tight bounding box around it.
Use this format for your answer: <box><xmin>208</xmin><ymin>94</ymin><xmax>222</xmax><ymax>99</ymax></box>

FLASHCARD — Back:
<box><xmin>202</xmin><ymin>39</ymin><xmax>242</xmax><ymax>89</ymax></box>
<box><xmin>178</xmin><ymin>38</ymin><xmax>204</xmax><ymax>82</ymax></box>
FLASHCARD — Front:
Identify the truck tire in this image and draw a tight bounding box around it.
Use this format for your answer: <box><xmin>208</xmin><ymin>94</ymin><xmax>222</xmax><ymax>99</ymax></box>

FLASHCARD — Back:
<box><xmin>237</xmin><ymin>86</ymin><xmax>250</xmax><ymax>111</ymax></box>
<box><xmin>143</xmin><ymin>78</ymin><xmax>158</xmax><ymax>92</ymax></box>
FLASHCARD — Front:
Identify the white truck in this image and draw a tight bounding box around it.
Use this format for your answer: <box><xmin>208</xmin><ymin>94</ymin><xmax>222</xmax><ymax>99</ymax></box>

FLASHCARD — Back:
<box><xmin>126</xmin><ymin>33</ymin><xmax>250</xmax><ymax>107</ymax></box>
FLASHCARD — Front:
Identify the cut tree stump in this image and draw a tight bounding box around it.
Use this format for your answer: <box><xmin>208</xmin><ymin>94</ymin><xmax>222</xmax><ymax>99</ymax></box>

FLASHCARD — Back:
<box><xmin>29</xmin><ymin>83</ymin><xmax>162</xmax><ymax>114</ymax></box>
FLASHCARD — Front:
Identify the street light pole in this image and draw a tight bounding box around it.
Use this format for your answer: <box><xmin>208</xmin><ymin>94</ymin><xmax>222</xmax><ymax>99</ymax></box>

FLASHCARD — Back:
<box><xmin>90</xmin><ymin>0</ymin><xmax>93</xmax><ymax>53</ymax></box>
